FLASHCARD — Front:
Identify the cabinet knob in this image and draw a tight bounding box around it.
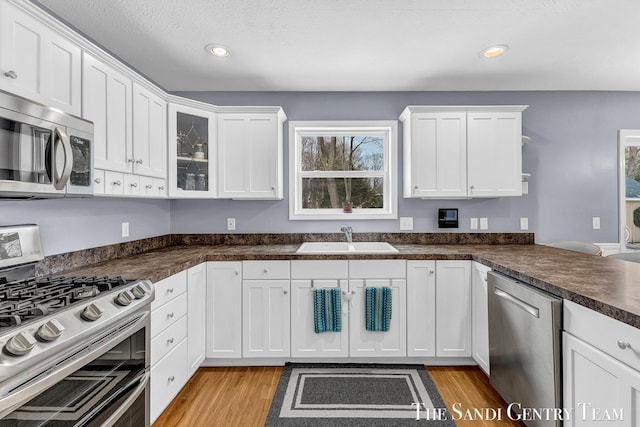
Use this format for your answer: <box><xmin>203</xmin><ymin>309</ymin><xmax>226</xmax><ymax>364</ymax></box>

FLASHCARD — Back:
<box><xmin>113</xmin><ymin>180</ymin><xmax>122</xmax><ymax>186</ymax></box>
<box><xmin>94</xmin><ymin>177</ymin><xmax>101</xmax><ymax>184</ymax></box>
<box><xmin>167</xmin><ymin>338</ymin><xmax>174</xmax><ymax>344</ymax></box>
<box><xmin>414</xmin><ymin>186</ymin><xmax>418</xmax><ymax>189</ymax></box>
<box><xmin>271</xmin><ymin>186</ymin><xmax>275</xmax><ymax>190</ymax></box>
<box><xmin>4</xmin><ymin>70</ymin><xmax>17</xmax><ymax>79</ymax></box>
<box><xmin>130</xmin><ymin>182</ymin><xmax>138</xmax><ymax>188</ymax></box>
<box><xmin>167</xmin><ymin>288</ymin><xmax>174</xmax><ymax>293</ymax></box>
<box><xmin>470</xmin><ymin>185</ymin><xmax>475</xmax><ymax>190</ymax></box>
<box><xmin>235</xmin><ymin>271</ymin><xmax>239</xmax><ymax>275</ymax></box>
<box><xmin>283</xmin><ymin>290</ymin><xmax>288</xmax><ymax>295</ymax></box>
<box><xmin>167</xmin><ymin>312</ymin><xmax>174</xmax><ymax>319</ymax></box>
<box><xmin>429</xmin><ymin>270</ymin><xmax>434</xmax><ymax>274</ymax></box>
<box><xmin>136</xmin><ymin>159</ymin><xmax>143</xmax><ymax>164</ymax></box>
<box><xmin>159</xmin><ymin>186</ymin><xmax>165</xmax><ymax>190</ymax></box>
<box><xmin>168</xmin><ymin>376</ymin><xmax>175</xmax><ymax>383</ymax></box>
<box><xmin>263</xmin><ymin>269</ymin><xmax>268</xmax><ymax>274</ymax></box>
<box><xmin>618</xmin><ymin>340</ymin><xmax>632</xmax><ymax>350</ymax></box>
<box><xmin>128</xmin><ymin>159</ymin><xmax>135</xmax><ymax>163</ymax></box>
<box><xmin>145</xmin><ymin>184</ymin><xmax>153</xmax><ymax>189</ymax></box>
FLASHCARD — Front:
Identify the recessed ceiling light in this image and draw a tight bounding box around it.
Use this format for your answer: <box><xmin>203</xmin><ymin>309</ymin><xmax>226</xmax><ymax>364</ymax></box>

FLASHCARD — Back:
<box><xmin>205</xmin><ymin>44</ymin><xmax>230</xmax><ymax>57</ymax></box>
<box><xmin>480</xmin><ymin>45</ymin><xmax>509</xmax><ymax>58</ymax></box>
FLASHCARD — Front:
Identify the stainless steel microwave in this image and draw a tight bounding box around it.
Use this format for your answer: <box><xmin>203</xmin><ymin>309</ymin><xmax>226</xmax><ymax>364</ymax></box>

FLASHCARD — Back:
<box><xmin>0</xmin><ymin>90</ymin><xmax>94</xmax><ymax>198</ymax></box>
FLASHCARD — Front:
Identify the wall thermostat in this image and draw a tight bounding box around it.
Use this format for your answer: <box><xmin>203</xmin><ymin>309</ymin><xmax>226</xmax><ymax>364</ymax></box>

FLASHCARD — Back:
<box><xmin>438</xmin><ymin>208</ymin><xmax>459</xmax><ymax>228</ymax></box>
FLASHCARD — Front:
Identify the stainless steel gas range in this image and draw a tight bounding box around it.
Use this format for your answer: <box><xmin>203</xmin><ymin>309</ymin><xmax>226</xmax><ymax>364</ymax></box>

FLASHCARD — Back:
<box><xmin>0</xmin><ymin>225</ymin><xmax>154</xmax><ymax>426</ymax></box>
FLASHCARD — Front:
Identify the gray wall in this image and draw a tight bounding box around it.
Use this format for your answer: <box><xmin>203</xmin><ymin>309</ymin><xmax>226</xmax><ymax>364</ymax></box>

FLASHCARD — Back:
<box><xmin>0</xmin><ymin>198</ymin><xmax>170</xmax><ymax>255</ymax></box>
<box><xmin>3</xmin><ymin>91</ymin><xmax>637</xmax><ymax>255</ymax></box>
<box><xmin>171</xmin><ymin>91</ymin><xmax>640</xmax><ymax>243</ymax></box>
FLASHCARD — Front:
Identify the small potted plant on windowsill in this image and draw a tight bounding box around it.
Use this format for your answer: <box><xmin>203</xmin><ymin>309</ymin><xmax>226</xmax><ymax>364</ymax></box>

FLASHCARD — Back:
<box><xmin>342</xmin><ymin>201</ymin><xmax>353</xmax><ymax>213</ymax></box>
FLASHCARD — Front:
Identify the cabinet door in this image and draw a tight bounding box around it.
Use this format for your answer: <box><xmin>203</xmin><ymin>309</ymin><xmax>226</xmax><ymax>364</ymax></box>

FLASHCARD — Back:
<box><xmin>168</xmin><ymin>103</ymin><xmax>217</xmax><ymax>198</ymax></box>
<box><xmin>290</xmin><ymin>279</ymin><xmax>349</xmax><ymax>358</ymax></box>
<box><xmin>132</xmin><ymin>83</ymin><xmax>166</xmax><ymax>178</ymax></box>
<box><xmin>206</xmin><ymin>262</ymin><xmax>242</xmax><ymax>358</ymax></box>
<box><xmin>187</xmin><ymin>263</ymin><xmax>206</xmax><ymax>378</ymax></box>
<box><xmin>0</xmin><ymin>2</ymin><xmax>81</xmax><ymax>115</ymax></box>
<box><xmin>82</xmin><ymin>52</ymin><xmax>133</xmax><ymax>173</ymax></box>
<box><xmin>471</xmin><ymin>262</ymin><xmax>491</xmax><ymax>375</ymax></box>
<box><xmin>435</xmin><ymin>261</ymin><xmax>471</xmax><ymax>357</ymax></box>
<box><xmin>407</xmin><ymin>112</ymin><xmax>467</xmax><ymax>198</ymax></box>
<box><xmin>242</xmin><ymin>279</ymin><xmax>290</xmax><ymax>358</ymax></box>
<box><xmin>407</xmin><ymin>261</ymin><xmax>436</xmax><ymax>357</ymax></box>
<box><xmin>218</xmin><ymin>113</ymin><xmax>282</xmax><ymax>199</ymax></box>
<box><xmin>467</xmin><ymin>111</ymin><xmax>522</xmax><ymax>197</ymax></box>
<box><xmin>563</xmin><ymin>332</ymin><xmax>637</xmax><ymax>426</ymax></box>
<box><xmin>349</xmin><ymin>278</ymin><xmax>407</xmax><ymax>357</ymax></box>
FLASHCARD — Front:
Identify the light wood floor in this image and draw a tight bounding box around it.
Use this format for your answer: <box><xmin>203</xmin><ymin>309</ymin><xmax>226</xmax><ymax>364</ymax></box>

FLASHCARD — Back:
<box><xmin>154</xmin><ymin>366</ymin><xmax>523</xmax><ymax>427</ymax></box>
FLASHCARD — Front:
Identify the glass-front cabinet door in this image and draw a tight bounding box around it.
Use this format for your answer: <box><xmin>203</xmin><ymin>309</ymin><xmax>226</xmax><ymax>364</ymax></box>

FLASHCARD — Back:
<box><xmin>168</xmin><ymin>103</ymin><xmax>216</xmax><ymax>198</ymax></box>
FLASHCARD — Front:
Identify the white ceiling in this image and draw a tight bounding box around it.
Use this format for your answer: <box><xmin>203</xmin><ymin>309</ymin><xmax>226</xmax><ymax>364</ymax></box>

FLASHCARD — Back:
<box><xmin>34</xmin><ymin>0</ymin><xmax>640</xmax><ymax>92</ymax></box>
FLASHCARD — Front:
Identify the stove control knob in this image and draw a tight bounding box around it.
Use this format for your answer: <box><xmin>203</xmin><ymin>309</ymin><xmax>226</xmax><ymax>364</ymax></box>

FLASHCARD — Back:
<box><xmin>36</xmin><ymin>319</ymin><xmax>65</xmax><ymax>342</ymax></box>
<box><xmin>4</xmin><ymin>331</ymin><xmax>37</xmax><ymax>356</ymax></box>
<box><xmin>115</xmin><ymin>290</ymin><xmax>135</xmax><ymax>306</ymax></box>
<box><xmin>81</xmin><ymin>303</ymin><xmax>104</xmax><ymax>321</ymax></box>
<box><xmin>131</xmin><ymin>285</ymin><xmax>147</xmax><ymax>299</ymax></box>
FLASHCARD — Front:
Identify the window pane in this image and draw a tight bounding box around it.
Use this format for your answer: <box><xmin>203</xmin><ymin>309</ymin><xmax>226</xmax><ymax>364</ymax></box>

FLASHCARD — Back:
<box><xmin>301</xmin><ymin>136</ymin><xmax>384</xmax><ymax>171</ymax></box>
<box><xmin>302</xmin><ymin>177</ymin><xmax>384</xmax><ymax>209</ymax></box>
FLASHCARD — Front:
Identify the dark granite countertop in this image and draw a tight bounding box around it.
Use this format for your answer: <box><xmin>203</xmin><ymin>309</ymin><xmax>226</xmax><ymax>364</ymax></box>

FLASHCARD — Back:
<box><xmin>57</xmin><ymin>242</ymin><xmax>640</xmax><ymax>329</ymax></box>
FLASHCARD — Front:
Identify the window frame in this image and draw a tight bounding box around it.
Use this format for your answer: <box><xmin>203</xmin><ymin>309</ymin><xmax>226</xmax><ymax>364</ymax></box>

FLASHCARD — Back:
<box><xmin>288</xmin><ymin>120</ymin><xmax>398</xmax><ymax>220</ymax></box>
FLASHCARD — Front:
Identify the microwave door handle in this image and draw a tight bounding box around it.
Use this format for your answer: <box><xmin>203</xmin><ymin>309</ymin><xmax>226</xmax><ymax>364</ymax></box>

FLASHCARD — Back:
<box><xmin>52</xmin><ymin>127</ymin><xmax>72</xmax><ymax>190</ymax></box>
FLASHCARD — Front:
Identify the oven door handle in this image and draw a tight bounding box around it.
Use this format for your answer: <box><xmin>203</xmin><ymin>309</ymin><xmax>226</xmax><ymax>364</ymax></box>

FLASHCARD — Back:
<box><xmin>52</xmin><ymin>126</ymin><xmax>72</xmax><ymax>190</ymax></box>
<box><xmin>97</xmin><ymin>370</ymin><xmax>149</xmax><ymax>427</ymax></box>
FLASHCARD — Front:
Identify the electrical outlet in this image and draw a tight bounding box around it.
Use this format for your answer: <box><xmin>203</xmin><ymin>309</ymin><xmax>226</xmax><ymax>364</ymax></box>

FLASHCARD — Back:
<box><xmin>520</xmin><ymin>217</ymin><xmax>529</xmax><ymax>230</ymax></box>
<box><xmin>121</xmin><ymin>222</ymin><xmax>129</xmax><ymax>238</ymax></box>
<box><xmin>470</xmin><ymin>218</ymin><xmax>478</xmax><ymax>230</ymax></box>
<box><xmin>399</xmin><ymin>217</ymin><xmax>414</xmax><ymax>231</ymax></box>
<box><xmin>480</xmin><ymin>217</ymin><xmax>489</xmax><ymax>230</ymax></box>
<box><xmin>227</xmin><ymin>218</ymin><xmax>236</xmax><ymax>231</ymax></box>
<box><xmin>592</xmin><ymin>217</ymin><xmax>601</xmax><ymax>230</ymax></box>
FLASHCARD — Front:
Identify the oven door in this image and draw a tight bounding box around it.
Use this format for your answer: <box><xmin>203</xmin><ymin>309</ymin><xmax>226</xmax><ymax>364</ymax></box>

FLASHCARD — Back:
<box><xmin>0</xmin><ymin>312</ymin><xmax>150</xmax><ymax>427</ymax></box>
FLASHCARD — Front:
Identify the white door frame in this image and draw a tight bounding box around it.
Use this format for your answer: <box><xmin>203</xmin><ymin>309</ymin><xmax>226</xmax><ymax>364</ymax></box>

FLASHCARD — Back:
<box><xmin>618</xmin><ymin>130</ymin><xmax>640</xmax><ymax>251</ymax></box>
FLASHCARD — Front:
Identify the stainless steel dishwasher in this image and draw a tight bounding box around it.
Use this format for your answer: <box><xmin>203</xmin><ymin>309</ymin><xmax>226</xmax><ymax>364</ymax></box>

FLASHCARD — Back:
<box><xmin>488</xmin><ymin>271</ymin><xmax>562</xmax><ymax>427</ymax></box>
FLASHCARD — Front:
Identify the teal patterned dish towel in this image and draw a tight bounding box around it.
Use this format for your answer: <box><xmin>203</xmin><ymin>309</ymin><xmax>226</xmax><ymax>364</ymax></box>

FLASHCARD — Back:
<box><xmin>313</xmin><ymin>288</ymin><xmax>342</xmax><ymax>333</ymax></box>
<box><xmin>365</xmin><ymin>287</ymin><xmax>392</xmax><ymax>332</ymax></box>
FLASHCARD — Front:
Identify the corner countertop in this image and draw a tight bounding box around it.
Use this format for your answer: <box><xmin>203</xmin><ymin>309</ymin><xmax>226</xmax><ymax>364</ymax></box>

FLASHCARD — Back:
<box><xmin>59</xmin><ymin>243</ymin><xmax>640</xmax><ymax>329</ymax></box>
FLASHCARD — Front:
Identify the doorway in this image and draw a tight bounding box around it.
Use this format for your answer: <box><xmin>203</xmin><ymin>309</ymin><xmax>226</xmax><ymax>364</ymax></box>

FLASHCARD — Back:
<box><xmin>619</xmin><ymin>130</ymin><xmax>640</xmax><ymax>251</ymax></box>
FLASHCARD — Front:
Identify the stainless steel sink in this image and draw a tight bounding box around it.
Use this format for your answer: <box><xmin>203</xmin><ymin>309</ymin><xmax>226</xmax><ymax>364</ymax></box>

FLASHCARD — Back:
<box><xmin>296</xmin><ymin>241</ymin><xmax>399</xmax><ymax>254</ymax></box>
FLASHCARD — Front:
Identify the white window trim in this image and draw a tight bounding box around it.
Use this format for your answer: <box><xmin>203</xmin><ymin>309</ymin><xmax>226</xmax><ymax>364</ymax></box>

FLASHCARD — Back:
<box><xmin>288</xmin><ymin>120</ymin><xmax>398</xmax><ymax>220</ymax></box>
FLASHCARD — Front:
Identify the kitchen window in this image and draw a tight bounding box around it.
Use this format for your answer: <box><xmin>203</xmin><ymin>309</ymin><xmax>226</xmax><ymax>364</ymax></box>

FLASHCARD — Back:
<box><xmin>289</xmin><ymin>121</ymin><xmax>398</xmax><ymax>220</ymax></box>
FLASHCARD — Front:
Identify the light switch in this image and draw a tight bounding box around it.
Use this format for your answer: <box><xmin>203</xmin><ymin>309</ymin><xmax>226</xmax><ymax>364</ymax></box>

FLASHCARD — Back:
<box><xmin>470</xmin><ymin>218</ymin><xmax>478</xmax><ymax>230</ymax></box>
<box><xmin>480</xmin><ymin>218</ymin><xmax>489</xmax><ymax>230</ymax></box>
<box><xmin>399</xmin><ymin>217</ymin><xmax>414</xmax><ymax>231</ymax></box>
<box><xmin>592</xmin><ymin>217</ymin><xmax>600</xmax><ymax>230</ymax></box>
<box><xmin>520</xmin><ymin>217</ymin><xmax>529</xmax><ymax>230</ymax></box>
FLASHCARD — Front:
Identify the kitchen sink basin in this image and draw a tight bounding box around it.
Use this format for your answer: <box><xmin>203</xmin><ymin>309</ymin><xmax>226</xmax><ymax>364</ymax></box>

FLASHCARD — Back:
<box><xmin>296</xmin><ymin>241</ymin><xmax>399</xmax><ymax>254</ymax></box>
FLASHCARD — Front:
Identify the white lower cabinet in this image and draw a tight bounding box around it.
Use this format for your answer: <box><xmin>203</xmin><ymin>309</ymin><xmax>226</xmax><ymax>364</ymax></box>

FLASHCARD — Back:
<box><xmin>435</xmin><ymin>260</ymin><xmax>471</xmax><ymax>357</ymax></box>
<box><xmin>151</xmin><ymin>340</ymin><xmax>188</xmax><ymax>423</ymax></box>
<box><xmin>290</xmin><ymin>261</ymin><xmax>349</xmax><ymax>358</ymax></box>
<box><xmin>206</xmin><ymin>262</ymin><xmax>242</xmax><ymax>358</ymax></box>
<box><xmin>563</xmin><ymin>300</ymin><xmax>640</xmax><ymax>426</ymax></box>
<box><xmin>187</xmin><ymin>263</ymin><xmax>206</xmax><ymax>378</ymax></box>
<box><xmin>242</xmin><ymin>261</ymin><xmax>291</xmax><ymax>358</ymax></box>
<box><xmin>406</xmin><ymin>261</ymin><xmax>436</xmax><ymax>357</ymax></box>
<box><xmin>348</xmin><ymin>260</ymin><xmax>407</xmax><ymax>357</ymax></box>
<box><xmin>471</xmin><ymin>261</ymin><xmax>491</xmax><ymax>375</ymax></box>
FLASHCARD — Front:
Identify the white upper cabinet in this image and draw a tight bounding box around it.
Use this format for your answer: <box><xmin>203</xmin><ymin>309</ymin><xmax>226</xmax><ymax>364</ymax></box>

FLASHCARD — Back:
<box><xmin>217</xmin><ymin>109</ymin><xmax>286</xmax><ymax>199</ymax></box>
<box><xmin>132</xmin><ymin>82</ymin><xmax>166</xmax><ymax>178</ymax></box>
<box><xmin>400</xmin><ymin>106</ymin><xmax>527</xmax><ymax>199</ymax></box>
<box><xmin>0</xmin><ymin>1</ymin><xmax>81</xmax><ymax>115</ymax></box>
<box><xmin>467</xmin><ymin>111</ymin><xmax>523</xmax><ymax>197</ymax></box>
<box><xmin>82</xmin><ymin>52</ymin><xmax>133</xmax><ymax>173</ymax></box>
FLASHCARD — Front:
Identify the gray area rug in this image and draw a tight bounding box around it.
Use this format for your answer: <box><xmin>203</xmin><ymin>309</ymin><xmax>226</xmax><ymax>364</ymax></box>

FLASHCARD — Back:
<box><xmin>265</xmin><ymin>363</ymin><xmax>456</xmax><ymax>426</ymax></box>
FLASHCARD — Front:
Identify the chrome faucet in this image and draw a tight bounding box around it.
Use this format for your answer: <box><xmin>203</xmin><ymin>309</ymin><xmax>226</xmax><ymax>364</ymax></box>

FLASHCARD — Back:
<box><xmin>340</xmin><ymin>225</ymin><xmax>353</xmax><ymax>243</ymax></box>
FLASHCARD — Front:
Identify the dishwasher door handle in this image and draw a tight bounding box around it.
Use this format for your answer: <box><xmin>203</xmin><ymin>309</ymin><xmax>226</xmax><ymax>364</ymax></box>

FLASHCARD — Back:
<box><xmin>494</xmin><ymin>288</ymin><xmax>540</xmax><ymax>318</ymax></box>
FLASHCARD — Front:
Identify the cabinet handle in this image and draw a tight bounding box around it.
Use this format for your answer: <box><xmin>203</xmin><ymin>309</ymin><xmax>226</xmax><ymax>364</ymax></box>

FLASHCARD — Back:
<box><xmin>168</xmin><ymin>376</ymin><xmax>175</xmax><ymax>383</ymax></box>
<box><xmin>145</xmin><ymin>184</ymin><xmax>153</xmax><ymax>189</ymax></box>
<box><xmin>136</xmin><ymin>159</ymin><xmax>143</xmax><ymax>164</ymax></box>
<box><xmin>94</xmin><ymin>177</ymin><xmax>101</xmax><ymax>184</ymax></box>
<box><xmin>113</xmin><ymin>180</ymin><xmax>122</xmax><ymax>186</ymax></box>
<box><xmin>167</xmin><ymin>312</ymin><xmax>174</xmax><ymax>319</ymax></box>
<box><xmin>618</xmin><ymin>341</ymin><xmax>632</xmax><ymax>350</ymax></box>
<box><xmin>130</xmin><ymin>182</ymin><xmax>138</xmax><ymax>188</ymax></box>
<box><xmin>4</xmin><ymin>70</ymin><xmax>18</xmax><ymax>79</ymax></box>
<box><xmin>167</xmin><ymin>338</ymin><xmax>174</xmax><ymax>344</ymax></box>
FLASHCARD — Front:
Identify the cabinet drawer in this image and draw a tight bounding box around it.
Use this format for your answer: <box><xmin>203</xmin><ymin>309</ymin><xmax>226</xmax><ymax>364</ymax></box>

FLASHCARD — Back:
<box><xmin>291</xmin><ymin>260</ymin><xmax>348</xmax><ymax>279</ymax></box>
<box><xmin>349</xmin><ymin>260</ymin><xmax>406</xmax><ymax>279</ymax></box>
<box><xmin>243</xmin><ymin>261</ymin><xmax>290</xmax><ymax>279</ymax></box>
<box><xmin>123</xmin><ymin>174</ymin><xmax>140</xmax><ymax>196</ymax></box>
<box><xmin>151</xmin><ymin>315</ymin><xmax>187</xmax><ymax>366</ymax></box>
<box><xmin>564</xmin><ymin>300</ymin><xmax>640</xmax><ymax>372</ymax></box>
<box><xmin>151</xmin><ymin>293</ymin><xmax>187</xmax><ymax>337</ymax></box>
<box><xmin>93</xmin><ymin>169</ymin><xmax>105</xmax><ymax>194</ymax></box>
<box><xmin>104</xmin><ymin>171</ymin><xmax>124</xmax><ymax>195</ymax></box>
<box><xmin>152</xmin><ymin>270</ymin><xmax>187</xmax><ymax>309</ymax></box>
<box><xmin>150</xmin><ymin>339</ymin><xmax>188</xmax><ymax>423</ymax></box>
